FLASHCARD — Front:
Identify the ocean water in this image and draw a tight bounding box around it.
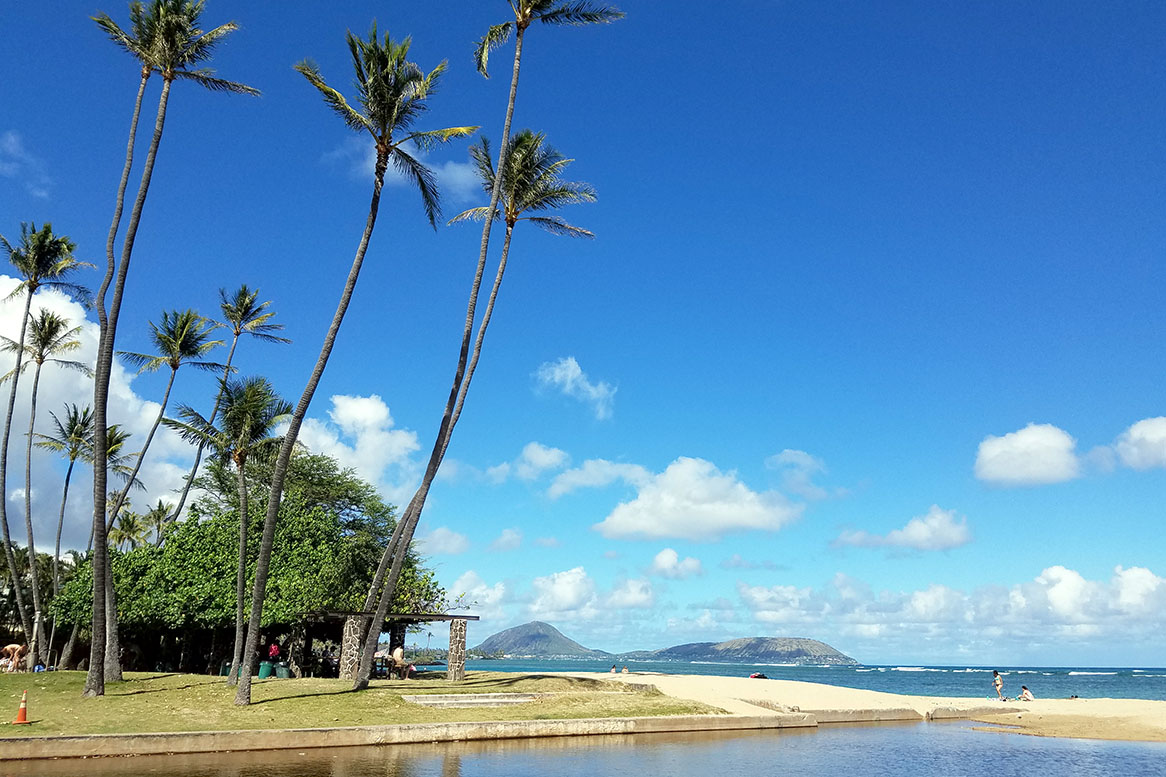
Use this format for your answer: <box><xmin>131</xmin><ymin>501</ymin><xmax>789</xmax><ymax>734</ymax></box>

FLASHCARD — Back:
<box><xmin>463</xmin><ymin>659</ymin><xmax>1166</xmax><ymax>700</ymax></box>
<box><xmin>11</xmin><ymin>724</ymin><xmax>1165</xmax><ymax>777</ymax></box>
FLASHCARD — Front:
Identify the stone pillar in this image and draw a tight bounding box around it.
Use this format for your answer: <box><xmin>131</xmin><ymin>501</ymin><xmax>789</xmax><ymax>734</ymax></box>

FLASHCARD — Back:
<box><xmin>447</xmin><ymin>619</ymin><xmax>466</xmax><ymax>682</ymax></box>
<box><xmin>287</xmin><ymin>622</ymin><xmax>306</xmax><ymax>679</ymax></box>
<box><xmin>339</xmin><ymin>616</ymin><xmax>363</xmax><ymax>680</ymax></box>
<box><xmin>388</xmin><ymin>622</ymin><xmax>407</xmax><ymax>652</ymax></box>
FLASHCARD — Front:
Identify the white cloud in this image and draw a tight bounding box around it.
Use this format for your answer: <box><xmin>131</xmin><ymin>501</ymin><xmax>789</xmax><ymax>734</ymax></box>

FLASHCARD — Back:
<box><xmin>489</xmin><ymin>528</ymin><xmax>522</xmax><ymax>551</ymax></box>
<box><xmin>528</xmin><ymin>566</ymin><xmax>598</xmax><ymax>621</ymax></box>
<box><xmin>592</xmin><ymin>457</ymin><xmax>802</xmax><ymax>541</ymax></box>
<box><xmin>0</xmin><ymin>130</ymin><xmax>51</xmax><ymax>198</ymax></box>
<box><xmin>451</xmin><ymin>570</ymin><xmax>508</xmax><ymax>622</ymax></box>
<box><xmin>737</xmin><ymin>581</ymin><xmax>822</xmax><ymax>624</ymax></box>
<box><xmin>607</xmin><ymin>578</ymin><xmax>655</xmax><ymax>609</ymax></box>
<box><xmin>418</xmin><ymin>527</ymin><xmax>469</xmax><ymax>555</ymax></box>
<box><xmin>535</xmin><ymin>356</ymin><xmax>615</xmax><ymax>420</ymax></box>
<box><xmin>296</xmin><ymin>393</ymin><xmax>420</xmax><ymax>504</ymax></box>
<box><xmin>974</xmin><ymin>423</ymin><xmax>1081</xmax><ymax>486</ymax></box>
<box><xmin>534</xmin><ymin>536</ymin><xmax>561</xmax><ymax>548</ymax></box>
<box><xmin>650</xmin><ymin>547</ymin><xmax>703</xmax><ymax>579</ymax></box>
<box><xmin>765</xmin><ymin>449</ymin><xmax>830</xmax><ymax>500</ymax></box>
<box><xmin>719</xmin><ymin>554</ymin><xmax>781</xmax><ymax>571</ymax></box>
<box><xmin>835</xmin><ymin>505</ymin><xmax>971</xmax><ymax>551</ymax></box>
<box><xmin>548</xmin><ymin>458</ymin><xmax>651</xmax><ymax>499</ymax></box>
<box><xmin>1113</xmin><ymin>417</ymin><xmax>1166</xmax><ymax>470</ymax></box>
<box><xmin>515</xmin><ymin>442</ymin><xmax>569</xmax><ymax>480</ymax></box>
<box><xmin>484</xmin><ymin>462</ymin><xmax>510</xmax><ymax>483</ymax></box>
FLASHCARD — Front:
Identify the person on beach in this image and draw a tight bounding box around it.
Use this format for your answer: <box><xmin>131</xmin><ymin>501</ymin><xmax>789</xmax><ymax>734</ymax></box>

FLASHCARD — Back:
<box><xmin>1</xmin><ymin>644</ymin><xmax>26</xmax><ymax>672</ymax></box>
<box><xmin>610</xmin><ymin>664</ymin><xmax>617</xmax><ymax>673</ymax></box>
<box><xmin>1019</xmin><ymin>685</ymin><xmax>1035</xmax><ymax>701</ymax></box>
<box><xmin>621</xmin><ymin>666</ymin><xmax>629</xmax><ymax>673</ymax></box>
<box><xmin>992</xmin><ymin>670</ymin><xmax>1004</xmax><ymax>699</ymax></box>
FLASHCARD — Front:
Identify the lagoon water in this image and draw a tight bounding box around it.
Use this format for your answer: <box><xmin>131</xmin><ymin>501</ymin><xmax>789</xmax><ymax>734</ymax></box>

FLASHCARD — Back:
<box><xmin>465</xmin><ymin>659</ymin><xmax>1166</xmax><ymax>701</ymax></box>
<box><xmin>11</xmin><ymin>724</ymin><xmax>1166</xmax><ymax>777</ymax></box>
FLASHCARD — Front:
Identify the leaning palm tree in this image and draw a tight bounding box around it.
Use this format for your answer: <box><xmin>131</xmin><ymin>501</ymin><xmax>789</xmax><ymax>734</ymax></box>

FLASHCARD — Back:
<box><xmin>170</xmin><ymin>286</ymin><xmax>290</xmax><ymax>521</ymax></box>
<box><xmin>88</xmin><ymin>0</ymin><xmax>257</xmax><ymax>697</ymax></box>
<box><xmin>0</xmin><ymin>223</ymin><xmax>90</xmax><ymax>665</ymax></box>
<box><xmin>233</xmin><ymin>24</ymin><xmax>476</xmax><ymax>706</ymax></box>
<box><xmin>354</xmin><ymin>131</ymin><xmax>595</xmax><ymax>686</ymax></box>
<box><xmin>100</xmin><ymin>309</ymin><xmax>222</xmax><ymax>682</ymax></box>
<box><xmin>165</xmin><ymin>375</ymin><xmax>290</xmax><ymax>685</ymax></box>
<box><xmin>0</xmin><ymin>310</ymin><xmax>91</xmax><ymax>662</ymax></box>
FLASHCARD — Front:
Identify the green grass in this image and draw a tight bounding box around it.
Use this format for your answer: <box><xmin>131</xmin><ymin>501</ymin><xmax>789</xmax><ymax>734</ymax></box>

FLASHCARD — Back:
<box><xmin>0</xmin><ymin>670</ymin><xmax>721</xmax><ymax>737</ymax></box>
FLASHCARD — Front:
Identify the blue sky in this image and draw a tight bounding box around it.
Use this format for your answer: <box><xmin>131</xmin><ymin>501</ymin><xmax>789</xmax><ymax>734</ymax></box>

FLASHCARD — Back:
<box><xmin>2</xmin><ymin>1</ymin><xmax>1165</xmax><ymax>666</ymax></box>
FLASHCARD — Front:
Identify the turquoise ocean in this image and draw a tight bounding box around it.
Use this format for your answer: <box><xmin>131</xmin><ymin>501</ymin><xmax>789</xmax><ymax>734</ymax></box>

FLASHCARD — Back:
<box><xmin>463</xmin><ymin>658</ymin><xmax>1166</xmax><ymax>700</ymax></box>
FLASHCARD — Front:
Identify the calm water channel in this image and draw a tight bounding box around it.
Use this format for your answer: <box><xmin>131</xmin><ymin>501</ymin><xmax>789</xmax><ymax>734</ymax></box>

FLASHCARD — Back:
<box><xmin>6</xmin><ymin>724</ymin><xmax>1164</xmax><ymax>777</ymax></box>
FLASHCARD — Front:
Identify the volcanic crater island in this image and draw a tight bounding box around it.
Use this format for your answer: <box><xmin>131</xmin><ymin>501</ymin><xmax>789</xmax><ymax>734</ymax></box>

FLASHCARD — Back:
<box><xmin>474</xmin><ymin>621</ymin><xmax>858</xmax><ymax>665</ymax></box>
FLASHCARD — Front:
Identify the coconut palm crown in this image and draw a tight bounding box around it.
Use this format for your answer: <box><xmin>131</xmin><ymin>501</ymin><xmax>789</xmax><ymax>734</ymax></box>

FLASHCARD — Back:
<box><xmin>475</xmin><ymin>1</ymin><xmax>624</xmax><ymax>77</ymax></box>
<box><xmin>294</xmin><ymin>23</ymin><xmax>478</xmax><ymax>226</ymax></box>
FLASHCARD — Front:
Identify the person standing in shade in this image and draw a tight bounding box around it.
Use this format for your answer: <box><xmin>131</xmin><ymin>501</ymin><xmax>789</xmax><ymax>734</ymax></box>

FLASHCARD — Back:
<box><xmin>992</xmin><ymin>670</ymin><xmax>1004</xmax><ymax>700</ymax></box>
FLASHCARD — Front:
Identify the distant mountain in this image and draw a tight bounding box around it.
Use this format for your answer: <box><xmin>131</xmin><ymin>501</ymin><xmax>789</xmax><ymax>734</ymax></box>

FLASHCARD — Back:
<box><xmin>625</xmin><ymin>637</ymin><xmax>857</xmax><ymax>665</ymax></box>
<box><xmin>474</xmin><ymin>621</ymin><xmax>612</xmax><ymax>659</ymax></box>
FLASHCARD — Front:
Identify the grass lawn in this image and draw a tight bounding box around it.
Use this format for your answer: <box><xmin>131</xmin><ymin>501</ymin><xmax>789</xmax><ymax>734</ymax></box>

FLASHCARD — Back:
<box><xmin>0</xmin><ymin>670</ymin><xmax>721</xmax><ymax>737</ymax></box>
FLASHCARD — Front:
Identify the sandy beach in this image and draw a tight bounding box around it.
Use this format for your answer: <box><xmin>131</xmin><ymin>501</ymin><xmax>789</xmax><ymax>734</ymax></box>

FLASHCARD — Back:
<box><xmin>562</xmin><ymin>671</ymin><xmax>1166</xmax><ymax>743</ymax></box>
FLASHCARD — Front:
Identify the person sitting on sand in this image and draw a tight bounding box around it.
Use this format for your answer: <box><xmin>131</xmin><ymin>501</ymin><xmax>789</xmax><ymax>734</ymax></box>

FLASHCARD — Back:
<box><xmin>621</xmin><ymin>665</ymin><xmax>629</xmax><ymax>673</ymax></box>
<box><xmin>1019</xmin><ymin>685</ymin><xmax>1034</xmax><ymax>701</ymax></box>
<box><xmin>992</xmin><ymin>670</ymin><xmax>1004</xmax><ymax>700</ymax></box>
<box><xmin>610</xmin><ymin>664</ymin><xmax>617</xmax><ymax>673</ymax></box>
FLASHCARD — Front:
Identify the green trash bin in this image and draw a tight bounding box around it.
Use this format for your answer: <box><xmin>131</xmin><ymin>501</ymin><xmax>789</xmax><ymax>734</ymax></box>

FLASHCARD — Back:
<box><xmin>219</xmin><ymin>661</ymin><xmax>231</xmax><ymax>677</ymax></box>
<box><xmin>275</xmin><ymin>661</ymin><xmax>291</xmax><ymax>679</ymax></box>
<box><xmin>258</xmin><ymin>660</ymin><xmax>274</xmax><ymax>679</ymax></box>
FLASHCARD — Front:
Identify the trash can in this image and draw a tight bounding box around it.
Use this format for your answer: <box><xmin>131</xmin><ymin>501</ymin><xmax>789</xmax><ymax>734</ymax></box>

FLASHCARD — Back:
<box><xmin>275</xmin><ymin>661</ymin><xmax>291</xmax><ymax>679</ymax></box>
<box><xmin>219</xmin><ymin>661</ymin><xmax>231</xmax><ymax>677</ymax></box>
<box><xmin>258</xmin><ymin>660</ymin><xmax>274</xmax><ymax>679</ymax></box>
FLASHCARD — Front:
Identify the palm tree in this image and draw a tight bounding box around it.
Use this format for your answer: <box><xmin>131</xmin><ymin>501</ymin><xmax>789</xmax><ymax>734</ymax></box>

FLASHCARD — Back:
<box><xmin>233</xmin><ymin>24</ymin><xmax>476</xmax><ymax>706</ymax></box>
<box><xmin>85</xmin><ymin>425</ymin><xmax>143</xmax><ymax>552</ymax></box>
<box><xmin>87</xmin><ymin>0</ymin><xmax>256</xmax><ymax>697</ymax></box>
<box><xmin>354</xmin><ymin>131</ymin><xmax>595</xmax><ymax>686</ymax></box>
<box><xmin>109</xmin><ymin>510</ymin><xmax>149</xmax><ymax>552</ymax></box>
<box><xmin>0</xmin><ymin>310</ymin><xmax>91</xmax><ymax>662</ymax></box>
<box><xmin>165</xmin><ymin>376</ymin><xmax>290</xmax><ymax>685</ymax></box>
<box><xmin>170</xmin><ymin>286</ymin><xmax>290</xmax><ymax>521</ymax></box>
<box><xmin>33</xmin><ymin>404</ymin><xmax>93</xmax><ymax>603</ymax></box>
<box><xmin>143</xmin><ymin>499</ymin><xmax>174</xmax><ymax>547</ymax></box>
<box><xmin>100</xmin><ymin>309</ymin><xmax>222</xmax><ymax>682</ymax></box>
<box><xmin>0</xmin><ymin>223</ymin><xmax>90</xmax><ymax>665</ymax></box>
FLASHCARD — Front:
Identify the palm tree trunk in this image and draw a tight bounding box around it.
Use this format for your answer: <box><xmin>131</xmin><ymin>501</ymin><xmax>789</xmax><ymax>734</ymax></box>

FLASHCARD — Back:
<box><xmin>86</xmin><ymin>75</ymin><xmax>172</xmax><ymax>698</ymax></box>
<box><xmin>227</xmin><ymin>455</ymin><xmax>248</xmax><ymax>686</ymax></box>
<box><xmin>102</xmin><ymin>365</ymin><xmax>177</xmax><ymax>682</ymax></box>
<box><xmin>47</xmin><ymin>457</ymin><xmax>76</xmax><ymax>663</ymax></box>
<box><xmin>171</xmin><ymin>335</ymin><xmax>240</xmax><ymax>522</ymax></box>
<box><xmin>353</xmin><ymin>29</ymin><xmax>528</xmax><ymax>691</ymax></box>
<box><xmin>234</xmin><ymin>149</ymin><xmax>390</xmax><ymax>706</ymax></box>
<box><xmin>22</xmin><ymin>361</ymin><xmax>49</xmax><ymax>665</ymax></box>
<box><xmin>0</xmin><ymin>290</ymin><xmax>36</xmax><ymax>649</ymax></box>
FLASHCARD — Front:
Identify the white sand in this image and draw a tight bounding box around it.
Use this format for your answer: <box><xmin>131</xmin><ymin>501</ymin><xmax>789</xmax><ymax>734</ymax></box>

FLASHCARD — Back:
<box><xmin>561</xmin><ymin>671</ymin><xmax>1166</xmax><ymax>742</ymax></box>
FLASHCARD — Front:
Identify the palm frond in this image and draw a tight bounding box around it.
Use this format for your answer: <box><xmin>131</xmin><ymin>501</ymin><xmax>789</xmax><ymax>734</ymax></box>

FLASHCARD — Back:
<box><xmin>295</xmin><ymin>59</ymin><xmax>370</xmax><ymax>133</ymax></box>
<box><xmin>118</xmin><ymin>351</ymin><xmax>167</xmax><ymax>373</ymax></box>
<box><xmin>523</xmin><ymin>216</ymin><xmax>595</xmax><ymax>238</ymax></box>
<box><xmin>401</xmin><ymin>125</ymin><xmax>480</xmax><ymax>153</ymax></box>
<box><xmin>474</xmin><ymin>22</ymin><xmax>513</xmax><ymax>77</ymax></box>
<box><xmin>389</xmin><ymin>146</ymin><xmax>441</xmax><ymax>228</ymax></box>
<box><xmin>173</xmin><ymin>69</ymin><xmax>260</xmax><ymax>95</ymax></box>
<box><xmin>537</xmin><ymin>2</ymin><xmax>625</xmax><ymax>26</ymax></box>
<box><xmin>447</xmin><ymin>206</ymin><xmax>498</xmax><ymax>226</ymax></box>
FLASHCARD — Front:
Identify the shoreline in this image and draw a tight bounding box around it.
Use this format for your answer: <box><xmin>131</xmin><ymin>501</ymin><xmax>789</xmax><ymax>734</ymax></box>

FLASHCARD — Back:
<box><xmin>1</xmin><ymin>671</ymin><xmax>1163</xmax><ymax>760</ymax></box>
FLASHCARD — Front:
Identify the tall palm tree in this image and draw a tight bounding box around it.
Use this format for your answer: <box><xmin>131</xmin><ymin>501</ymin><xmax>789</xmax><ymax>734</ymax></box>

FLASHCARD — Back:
<box><xmin>0</xmin><ymin>310</ymin><xmax>91</xmax><ymax>663</ymax></box>
<box><xmin>349</xmin><ymin>2</ymin><xmax>621</xmax><ymax>690</ymax></box>
<box><xmin>85</xmin><ymin>425</ymin><xmax>143</xmax><ymax>552</ymax></box>
<box><xmin>0</xmin><ymin>223</ymin><xmax>90</xmax><ymax>665</ymax></box>
<box><xmin>100</xmin><ymin>309</ymin><xmax>222</xmax><ymax>682</ymax></box>
<box><xmin>170</xmin><ymin>286</ymin><xmax>290</xmax><ymax>521</ymax></box>
<box><xmin>233</xmin><ymin>24</ymin><xmax>476</xmax><ymax>706</ymax></box>
<box><xmin>109</xmin><ymin>510</ymin><xmax>149</xmax><ymax>552</ymax></box>
<box><xmin>33</xmin><ymin>404</ymin><xmax>93</xmax><ymax>602</ymax></box>
<box><xmin>143</xmin><ymin>499</ymin><xmax>174</xmax><ymax>547</ymax></box>
<box><xmin>87</xmin><ymin>0</ymin><xmax>256</xmax><ymax>697</ymax></box>
<box><xmin>165</xmin><ymin>375</ymin><xmax>291</xmax><ymax>685</ymax></box>
<box><xmin>354</xmin><ymin>131</ymin><xmax>595</xmax><ymax>686</ymax></box>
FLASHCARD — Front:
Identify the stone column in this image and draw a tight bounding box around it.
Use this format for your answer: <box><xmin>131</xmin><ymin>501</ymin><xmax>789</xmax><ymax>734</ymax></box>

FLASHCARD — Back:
<box><xmin>447</xmin><ymin>619</ymin><xmax>466</xmax><ymax>682</ymax></box>
<box><xmin>339</xmin><ymin>616</ymin><xmax>363</xmax><ymax>680</ymax></box>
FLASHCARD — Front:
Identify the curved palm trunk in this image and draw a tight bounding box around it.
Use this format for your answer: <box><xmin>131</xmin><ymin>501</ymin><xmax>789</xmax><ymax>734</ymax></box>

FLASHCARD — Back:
<box><xmin>353</xmin><ymin>28</ymin><xmax>528</xmax><ymax>691</ymax></box>
<box><xmin>226</xmin><ymin>453</ymin><xmax>249</xmax><ymax>685</ymax></box>
<box><xmin>48</xmin><ymin>455</ymin><xmax>77</xmax><ymax>656</ymax></box>
<box><xmin>172</xmin><ymin>336</ymin><xmax>240</xmax><ymax>522</ymax></box>
<box><xmin>233</xmin><ymin>150</ymin><xmax>390</xmax><ymax>706</ymax></box>
<box><xmin>101</xmin><ymin>366</ymin><xmax>177</xmax><ymax>682</ymax></box>
<box><xmin>86</xmin><ymin>76</ymin><xmax>173</xmax><ymax>698</ymax></box>
<box><xmin>0</xmin><ymin>290</ymin><xmax>36</xmax><ymax>653</ymax></box>
<box><xmin>22</xmin><ymin>361</ymin><xmax>49</xmax><ymax>665</ymax></box>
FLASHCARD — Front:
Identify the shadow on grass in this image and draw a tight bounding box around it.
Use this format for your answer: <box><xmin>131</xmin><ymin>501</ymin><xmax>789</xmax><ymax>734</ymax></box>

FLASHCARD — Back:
<box><xmin>109</xmin><ymin>675</ymin><xmax>225</xmax><ymax>697</ymax></box>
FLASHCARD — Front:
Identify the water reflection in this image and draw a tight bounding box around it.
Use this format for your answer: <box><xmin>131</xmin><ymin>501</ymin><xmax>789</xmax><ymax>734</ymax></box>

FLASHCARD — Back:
<box><xmin>5</xmin><ymin>724</ymin><xmax>1164</xmax><ymax>777</ymax></box>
